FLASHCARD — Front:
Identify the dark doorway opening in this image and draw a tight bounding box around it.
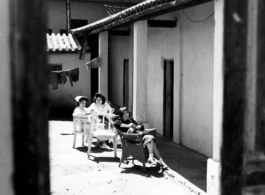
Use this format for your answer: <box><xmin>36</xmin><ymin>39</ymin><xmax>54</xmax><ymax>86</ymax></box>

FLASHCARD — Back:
<box><xmin>163</xmin><ymin>59</ymin><xmax>174</xmax><ymax>139</ymax></box>
<box><xmin>123</xmin><ymin>59</ymin><xmax>129</xmax><ymax>108</ymax></box>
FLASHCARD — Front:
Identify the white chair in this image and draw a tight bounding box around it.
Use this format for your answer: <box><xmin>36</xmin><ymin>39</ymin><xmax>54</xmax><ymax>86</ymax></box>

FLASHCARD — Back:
<box><xmin>73</xmin><ymin>113</ymin><xmax>118</xmax><ymax>158</ymax></box>
<box><xmin>72</xmin><ymin>115</ymin><xmax>89</xmax><ymax>148</ymax></box>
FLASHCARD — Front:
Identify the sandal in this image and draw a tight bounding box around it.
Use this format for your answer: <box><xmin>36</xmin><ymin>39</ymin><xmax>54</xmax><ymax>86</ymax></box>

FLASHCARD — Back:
<box><xmin>158</xmin><ymin>163</ymin><xmax>169</xmax><ymax>173</ymax></box>
<box><xmin>122</xmin><ymin>160</ymin><xmax>129</xmax><ymax>164</ymax></box>
<box><xmin>147</xmin><ymin>157</ymin><xmax>157</xmax><ymax>165</ymax></box>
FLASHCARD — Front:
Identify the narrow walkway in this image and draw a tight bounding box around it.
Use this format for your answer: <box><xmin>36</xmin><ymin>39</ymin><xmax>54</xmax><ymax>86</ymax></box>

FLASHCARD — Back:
<box><xmin>156</xmin><ymin>134</ymin><xmax>207</xmax><ymax>192</ymax></box>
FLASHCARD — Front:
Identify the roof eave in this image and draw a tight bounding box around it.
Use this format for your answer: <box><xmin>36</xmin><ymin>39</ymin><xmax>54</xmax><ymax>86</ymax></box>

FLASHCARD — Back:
<box><xmin>71</xmin><ymin>0</ymin><xmax>213</xmax><ymax>36</ymax></box>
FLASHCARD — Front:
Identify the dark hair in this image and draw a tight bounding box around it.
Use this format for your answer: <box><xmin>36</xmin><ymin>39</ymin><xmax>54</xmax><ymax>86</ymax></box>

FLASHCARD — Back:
<box><xmin>75</xmin><ymin>97</ymin><xmax>88</xmax><ymax>107</ymax></box>
<box><xmin>93</xmin><ymin>93</ymin><xmax>106</xmax><ymax>104</ymax></box>
<box><xmin>118</xmin><ymin>107</ymin><xmax>130</xmax><ymax>118</ymax></box>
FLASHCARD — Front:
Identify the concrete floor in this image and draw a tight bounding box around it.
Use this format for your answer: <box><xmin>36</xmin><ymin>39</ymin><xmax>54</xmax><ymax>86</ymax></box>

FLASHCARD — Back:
<box><xmin>49</xmin><ymin>120</ymin><xmax>207</xmax><ymax>195</ymax></box>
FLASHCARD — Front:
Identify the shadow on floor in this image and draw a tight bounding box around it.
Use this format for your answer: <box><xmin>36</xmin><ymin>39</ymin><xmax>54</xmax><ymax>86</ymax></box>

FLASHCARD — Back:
<box><xmin>156</xmin><ymin>134</ymin><xmax>207</xmax><ymax>191</ymax></box>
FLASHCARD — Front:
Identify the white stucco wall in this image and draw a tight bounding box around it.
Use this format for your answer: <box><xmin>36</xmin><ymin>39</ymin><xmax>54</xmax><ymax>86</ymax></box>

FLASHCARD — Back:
<box><xmin>108</xmin><ymin>3</ymin><xmax>214</xmax><ymax>157</ymax></box>
<box><xmin>146</xmin><ymin>2</ymin><xmax>214</xmax><ymax>157</ymax></box>
<box><xmin>109</xmin><ymin>34</ymin><xmax>132</xmax><ymax>108</ymax></box>
<box><xmin>147</xmin><ymin>15</ymin><xmax>177</xmax><ymax>135</ymax></box>
<box><xmin>48</xmin><ymin>53</ymin><xmax>91</xmax><ymax>109</ymax></box>
<box><xmin>178</xmin><ymin>3</ymin><xmax>214</xmax><ymax>157</ymax></box>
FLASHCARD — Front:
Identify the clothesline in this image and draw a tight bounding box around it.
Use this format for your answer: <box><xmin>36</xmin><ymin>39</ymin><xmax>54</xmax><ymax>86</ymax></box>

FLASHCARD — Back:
<box><xmin>50</xmin><ymin>52</ymin><xmax>107</xmax><ymax>90</ymax></box>
<box><xmin>51</xmin><ymin>51</ymin><xmax>108</xmax><ymax>72</ymax></box>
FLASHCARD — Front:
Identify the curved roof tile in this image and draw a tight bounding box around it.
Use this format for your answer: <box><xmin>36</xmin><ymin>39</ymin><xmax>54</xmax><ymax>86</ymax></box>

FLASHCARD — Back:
<box><xmin>46</xmin><ymin>33</ymin><xmax>81</xmax><ymax>52</ymax></box>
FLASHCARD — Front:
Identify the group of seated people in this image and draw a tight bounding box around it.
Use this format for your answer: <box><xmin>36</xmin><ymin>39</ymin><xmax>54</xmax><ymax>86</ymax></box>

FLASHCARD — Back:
<box><xmin>73</xmin><ymin>93</ymin><xmax>170</xmax><ymax>172</ymax></box>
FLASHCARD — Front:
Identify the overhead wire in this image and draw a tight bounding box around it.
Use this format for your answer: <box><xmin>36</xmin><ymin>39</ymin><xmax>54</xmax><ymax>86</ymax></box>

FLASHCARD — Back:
<box><xmin>182</xmin><ymin>9</ymin><xmax>214</xmax><ymax>23</ymax></box>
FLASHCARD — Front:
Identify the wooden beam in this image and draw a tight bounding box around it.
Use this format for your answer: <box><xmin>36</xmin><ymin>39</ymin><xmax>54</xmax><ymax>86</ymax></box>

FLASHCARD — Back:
<box><xmin>109</xmin><ymin>30</ymin><xmax>130</xmax><ymax>36</ymax></box>
<box><xmin>10</xmin><ymin>0</ymin><xmax>50</xmax><ymax>194</ymax></box>
<box><xmin>221</xmin><ymin>0</ymin><xmax>248</xmax><ymax>194</ymax></box>
<box><xmin>66</xmin><ymin>0</ymin><xmax>71</xmax><ymax>33</ymax></box>
<box><xmin>79</xmin><ymin>35</ymin><xmax>88</xmax><ymax>60</ymax></box>
<box><xmin>148</xmin><ymin>19</ymin><xmax>177</xmax><ymax>28</ymax></box>
<box><xmin>255</xmin><ymin>0</ymin><xmax>265</xmax><ymax>155</ymax></box>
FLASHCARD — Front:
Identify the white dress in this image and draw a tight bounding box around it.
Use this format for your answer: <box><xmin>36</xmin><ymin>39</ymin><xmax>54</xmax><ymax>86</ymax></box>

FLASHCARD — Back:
<box><xmin>72</xmin><ymin>107</ymin><xmax>91</xmax><ymax>135</ymax></box>
<box><xmin>86</xmin><ymin>103</ymin><xmax>115</xmax><ymax>140</ymax></box>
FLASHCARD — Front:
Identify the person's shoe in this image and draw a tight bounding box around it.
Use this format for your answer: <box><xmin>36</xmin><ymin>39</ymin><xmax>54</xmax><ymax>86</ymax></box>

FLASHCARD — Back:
<box><xmin>100</xmin><ymin>143</ymin><xmax>111</xmax><ymax>150</ymax></box>
<box><xmin>147</xmin><ymin>157</ymin><xmax>157</xmax><ymax>165</ymax></box>
<box><xmin>165</xmin><ymin>169</ymin><xmax>175</xmax><ymax>178</ymax></box>
<box><xmin>158</xmin><ymin>163</ymin><xmax>168</xmax><ymax>173</ymax></box>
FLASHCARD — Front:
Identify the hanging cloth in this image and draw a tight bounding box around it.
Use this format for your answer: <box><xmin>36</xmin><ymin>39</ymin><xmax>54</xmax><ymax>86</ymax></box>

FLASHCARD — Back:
<box><xmin>66</xmin><ymin>67</ymin><xmax>79</xmax><ymax>87</ymax></box>
<box><xmin>51</xmin><ymin>72</ymin><xmax>59</xmax><ymax>90</ymax></box>
<box><xmin>58</xmin><ymin>71</ymin><xmax>67</xmax><ymax>84</ymax></box>
<box><xmin>86</xmin><ymin>57</ymin><xmax>102</xmax><ymax>69</ymax></box>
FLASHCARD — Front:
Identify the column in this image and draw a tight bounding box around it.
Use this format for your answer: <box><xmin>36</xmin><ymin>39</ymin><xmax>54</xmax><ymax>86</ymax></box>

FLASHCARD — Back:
<box><xmin>207</xmin><ymin>1</ymin><xmax>223</xmax><ymax>195</ymax></box>
<box><xmin>133</xmin><ymin>20</ymin><xmax>148</xmax><ymax>123</ymax></box>
<box><xmin>98</xmin><ymin>31</ymin><xmax>109</xmax><ymax>99</ymax></box>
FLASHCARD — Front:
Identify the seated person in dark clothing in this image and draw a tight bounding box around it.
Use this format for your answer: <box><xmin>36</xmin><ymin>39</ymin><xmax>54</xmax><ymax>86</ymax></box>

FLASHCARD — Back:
<box><xmin>114</xmin><ymin>107</ymin><xmax>171</xmax><ymax>171</ymax></box>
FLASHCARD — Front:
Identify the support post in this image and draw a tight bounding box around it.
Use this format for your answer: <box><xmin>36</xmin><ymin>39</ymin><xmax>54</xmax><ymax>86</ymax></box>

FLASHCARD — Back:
<box><xmin>207</xmin><ymin>1</ymin><xmax>223</xmax><ymax>194</ymax></box>
<box><xmin>10</xmin><ymin>0</ymin><xmax>50</xmax><ymax>194</ymax></box>
<box><xmin>66</xmin><ymin>0</ymin><xmax>71</xmax><ymax>34</ymax></box>
<box><xmin>99</xmin><ymin>31</ymin><xmax>109</xmax><ymax>99</ymax></box>
<box><xmin>133</xmin><ymin>20</ymin><xmax>148</xmax><ymax>123</ymax></box>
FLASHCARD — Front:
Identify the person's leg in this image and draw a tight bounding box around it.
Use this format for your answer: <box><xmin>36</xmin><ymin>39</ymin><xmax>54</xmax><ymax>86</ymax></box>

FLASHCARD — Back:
<box><xmin>126</xmin><ymin>128</ymin><xmax>135</xmax><ymax>133</ymax></box>
<box><xmin>146</xmin><ymin>140</ymin><xmax>156</xmax><ymax>164</ymax></box>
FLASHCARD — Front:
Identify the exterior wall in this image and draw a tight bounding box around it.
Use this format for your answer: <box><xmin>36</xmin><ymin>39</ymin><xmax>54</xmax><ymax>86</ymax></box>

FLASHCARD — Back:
<box><xmin>108</xmin><ymin>33</ymin><xmax>133</xmax><ymax>110</ymax></box>
<box><xmin>147</xmin><ymin>2</ymin><xmax>214</xmax><ymax>157</ymax></box>
<box><xmin>48</xmin><ymin>53</ymin><xmax>91</xmax><ymax>117</ymax></box>
<box><xmin>146</xmin><ymin>13</ymin><xmax>177</xmax><ymax>136</ymax></box>
<box><xmin>178</xmin><ymin>2</ymin><xmax>214</xmax><ymax>157</ymax></box>
<box><xmin>108</xmin><ymin>3</ymin><xmax>214</xmax><ymax>157</ymax></box>
<box><xmin>47</xmin><ymin>1</ymin><xmax>107</xmax><ymax>33</ymax></box>
<box><xmin>47</xmin><ymin>1</ymin><xmax>134</xmax><ymax>33</ymax></box>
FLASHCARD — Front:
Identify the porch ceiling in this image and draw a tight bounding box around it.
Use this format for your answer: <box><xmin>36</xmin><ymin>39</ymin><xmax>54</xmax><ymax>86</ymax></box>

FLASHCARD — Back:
<box><xmin>71</xmin><ymin>0</ymin><xmax>213</xmax><ymax>36</ymax></box>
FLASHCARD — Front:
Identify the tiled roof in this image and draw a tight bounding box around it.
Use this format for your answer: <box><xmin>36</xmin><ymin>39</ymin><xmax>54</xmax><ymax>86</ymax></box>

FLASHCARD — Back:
<box><xmin>71</xmin><ymin>0</ymin><xmax>176</xmax><ymax>35</ymax></box>
<box><xmin>71</xmin><ymin>0</ymin><xmax>213</xmax><ymax>36</ymax></box>
<box><xmin>104</xmin><ymin>4</ymin><xmax>128</xmax><ymax>16</ymax></box>
<box><xmin>46</xmin><ymin>33</ymin><xmax>82</xmax><ymax>52</ymax></box>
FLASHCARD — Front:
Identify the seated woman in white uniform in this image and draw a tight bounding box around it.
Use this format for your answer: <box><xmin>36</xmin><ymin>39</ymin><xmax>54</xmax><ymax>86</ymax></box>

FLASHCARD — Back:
<box><xmin>72</xmin><ymin>96</ymin><xmax>91</xmax><ymax>135</ymax></box>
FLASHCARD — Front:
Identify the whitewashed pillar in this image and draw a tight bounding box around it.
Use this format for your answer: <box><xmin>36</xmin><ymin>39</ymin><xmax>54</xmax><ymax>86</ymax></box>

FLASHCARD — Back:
<box><xmin>133</xmin><ymin>20</ymin><xmax>148</xmax><ymax>123</ymax></box>
<box><xmin>207</xmin><ymin>1</ymin><xmax>223</xmax><ymax>195</ymax></box>
<box><xmin>99</xmin><ymin>31</ymin><xmax>109</xmax><ymax>99</ymax></box>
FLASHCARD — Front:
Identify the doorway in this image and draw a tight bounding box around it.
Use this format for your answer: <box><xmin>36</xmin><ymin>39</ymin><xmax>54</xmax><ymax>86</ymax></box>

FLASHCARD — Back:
<box><xmin>163</xmin><ymin>59</ymin><xmax>174</xmax><ymax>139</ymax></box>
<box><xmin>123</xmin><ymin>59</ymin><xmax>129</xmax><ymax>108</ymax></box>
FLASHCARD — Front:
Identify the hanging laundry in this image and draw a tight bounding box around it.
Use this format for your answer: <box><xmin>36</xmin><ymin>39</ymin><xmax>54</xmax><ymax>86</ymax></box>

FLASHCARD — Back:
<box><xmin>51</xmin><ymin>72</ymin><xmax>59</xmax><ymax>90</ymax></box>
<box><xmin>66</xmin><ymin>67</ymin><xmax>79</xmax><ymax>87</ymax></box>
<box><xmin>86</xmin><ymin>57</ymin><xmax>102</xmax><ymax>69</ymax></box>
<box><xmin>58</xmin><ymin>71</ymin><xmax>67</xmax><ymax>84</ymax></box>
<box><xmin>86</xmin><ymin>61</ymin><xmax>92</xmax><ymax>69</ymax></box>
<box><xmin>92</xmin><ymin>57</ymin><xmax>102</xmax><ymax>68</ymax></box>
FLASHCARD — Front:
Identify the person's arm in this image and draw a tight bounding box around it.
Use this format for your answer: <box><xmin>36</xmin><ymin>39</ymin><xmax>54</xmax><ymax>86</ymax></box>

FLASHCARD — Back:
<box><xmin>86</xmin><ymin>103</ymin><xmax>95</xmax><ymax>114</ymax></box>
<box><xmin>120</xmin><ymin>123</ymin><xmax>135</xmax><ymax>128</ymax></box>
<box><xmin>114</xmin><ymin>118</ymin><xmax>134</xmax><ymax>128</ymax></box>
<box><xmin>72</xmin><ymin>107</ymin><xmax>86</xmax><ymax>117</ymax></box>
<box><xmin>130</xmin><ymin>117</ymin><xmax>144</xmax><ymax>130</ymax></box>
